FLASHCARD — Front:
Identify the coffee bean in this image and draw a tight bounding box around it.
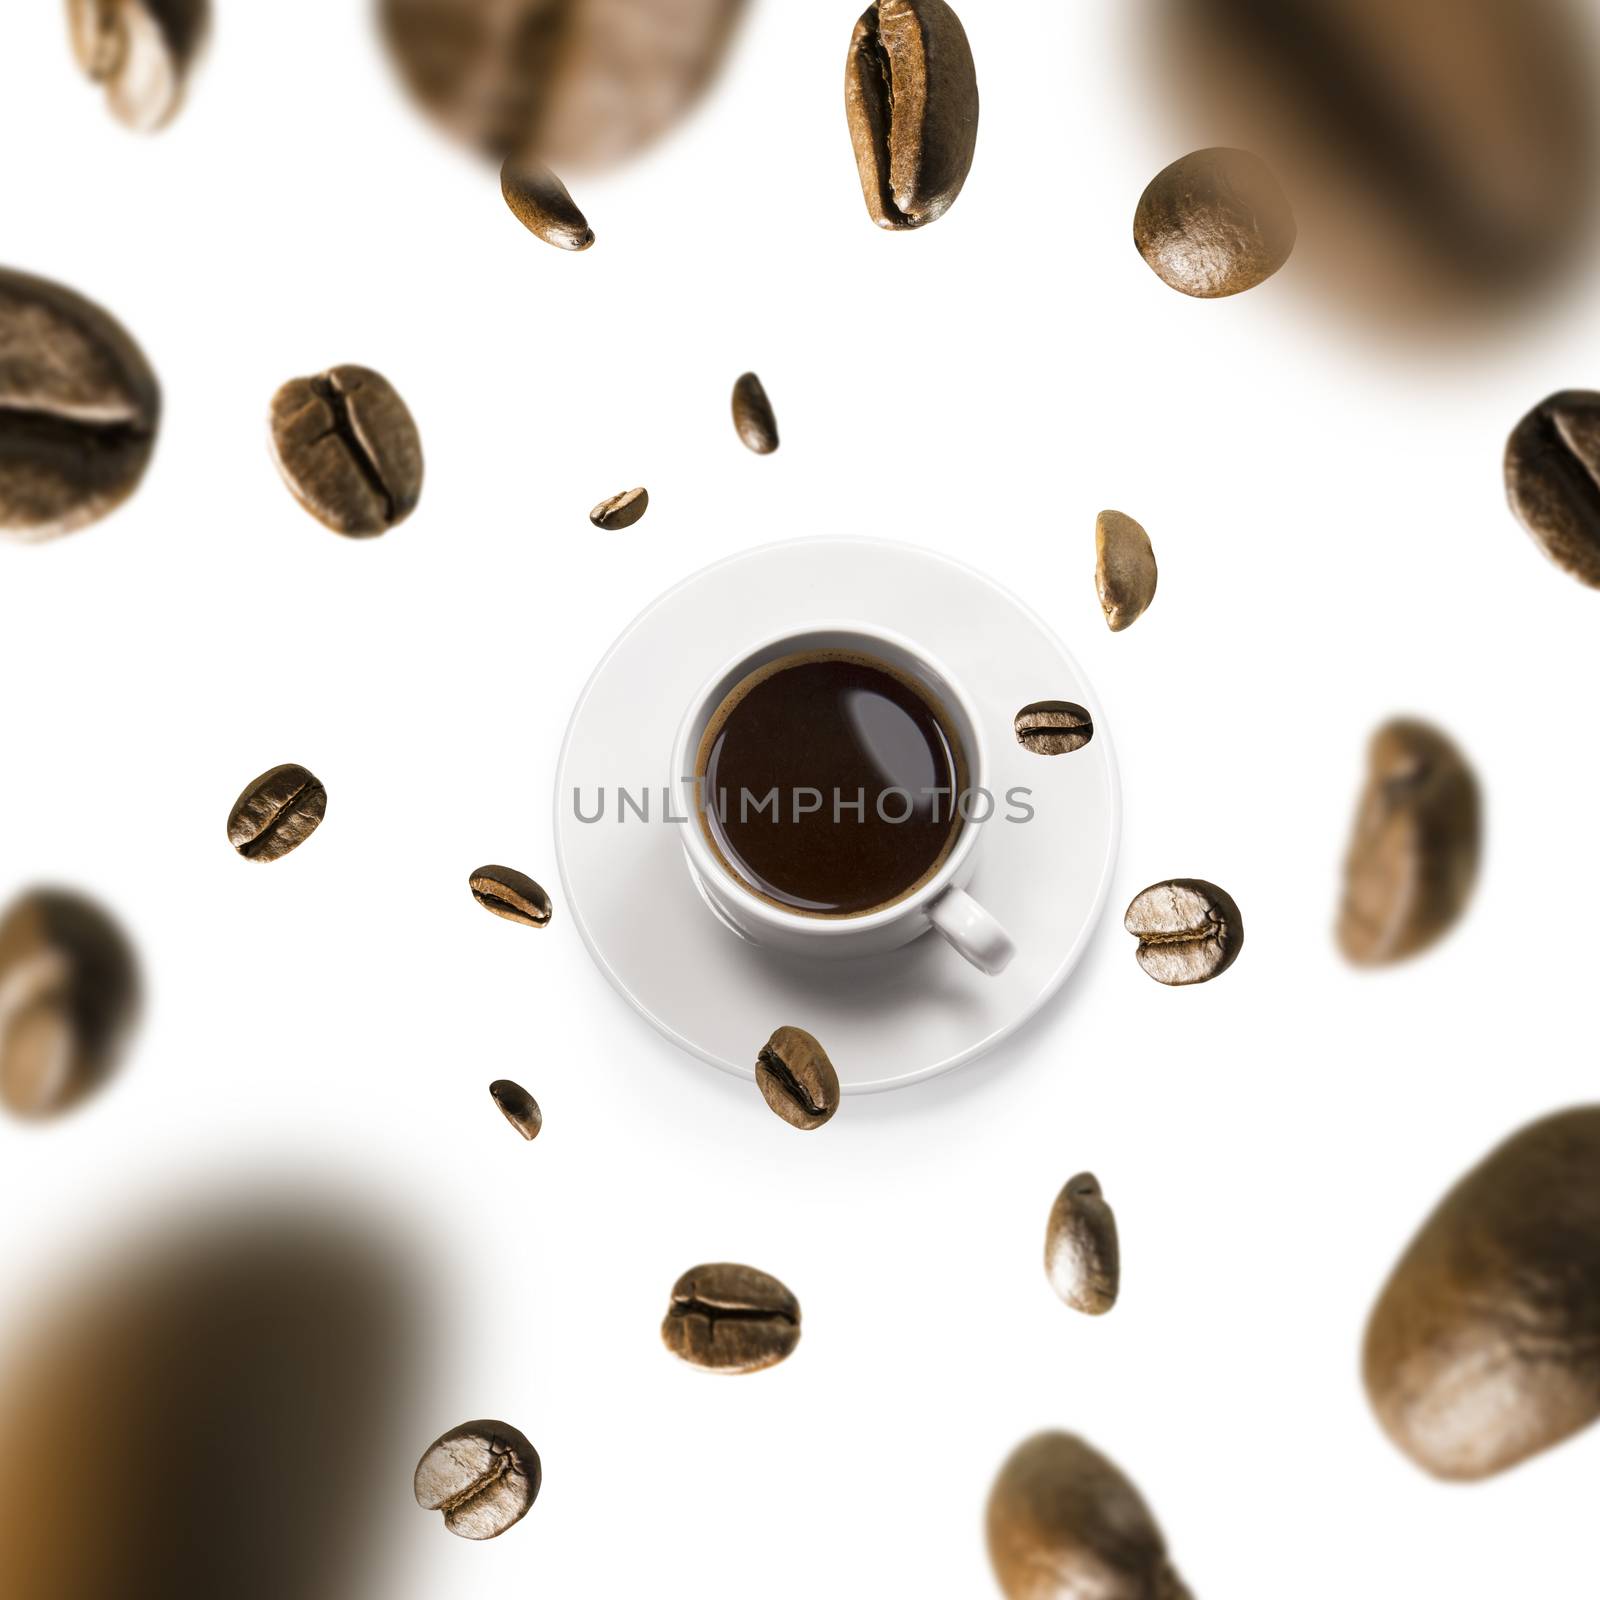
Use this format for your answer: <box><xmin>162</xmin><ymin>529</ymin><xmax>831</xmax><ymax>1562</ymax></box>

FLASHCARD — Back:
<box><xmin>987</xmin><ymin>1432</ymin><xmax>1193</xmax><ymax>1600</ymax></box>
<box><xmin>845</xmin><ymin>0</ymin><xmax>979</xmax><ymax>230</ymax></box>
<box><xmin>67</xmin><ymin>0</ymin><xmax>209</xmax><ymax>133</ymax></box>
<box><xmin>500</xmin><ymin>156</ymin><xmax>593</xmax><ymax>250</ymax></box>
<box><xmin>756</xmin><ymin>1026</ymin><xmax>839</xmax><ymax>1131</ymax></box>
<box><xmin>379</xmin><ymin>0</ymin><xmax>746</xmax><ymax>167</ymax></box>
<box><xmin>1014</xmin><ymin>702</ymin><xmax>1093</xmax><ymax>757</ymax></box>
<box><xmin>731</xmin><ymin>372</ymin><xmax>779</xmax><ymax>455</ymax></box>
<box><xmin>1125</xmin><ymin>879</ymin><xmax>1243</xmax><ymax>986</ymax></box>
<box><xmin>1505</xmin><ymin>390</ymin><xmax>1600</xmax><ymax>587</ymax></box>
<box><xmin>1044</xmin><ymin>1173</ymin><xmax>1119</xmax><ymax>1316</ymax></box>
<box><xmin>590</xmin><ymin>486</ymin><xmax>648</xmax><ymax>530</ymax></box>
<box><xmin>1365</xmin><ymin>1107</ymin><xmax>1600</xmax><ymax>1480</ymax></box>
<box><xmin>467</xmin><ymin>870</ymin><xmax>550</xmax><ymax>934</ymax></box>
<box><xmin>1157</xmin><ymin>0</ymin><xmax>1599</xmax><ymax>324</ymax></box>
<box><xmin>227</xmin><ymin>765</ymin><xmax>327</xmax><ymax>864</ymax></box>
<box><xmin>1135</xmin><ymin>148</ymin><xmax>1295</xmax><ymax>298</ymax></box>
<box><xmin>414</xmin><ymin>1420</ymin><xmax>540</xmax><ymax>1540</ymax></box>
<box><xmin>1095</xmin><ymin>510</ymin><xmax>1158</xmax><ymax>632</ymax></box>
<box><xmin>469</xmin><ymin>866</ymin><xmax>552</xmax><ymax>928</ymax></box>
<box><xmin>489</xmin><ymin>1078</ymin><xmax>542</xmax><ymax>1140</ymax></box>
<box><xmin>0</xmin><ymin>889</ymin><xmax>139</xmax><ymax>1118</ymax></box>
<box><xmin>661</xmin><ymin>1263</ymin><xmax>800</xmax><ymax>1374</ymax></box>
<box><xmin>1337</xmin><ymin>719</ymin><xmax>1478</xmax><ymax>965</ymax></box>
<box><xmin>268</xmin><ymin>365</ymin><xmax>422</xmax><ymax>537</ymax></box>
<box><xmin>0</xmin><ymin>267</ymin><xmax>160</xmax><ymax>542</ymax></box>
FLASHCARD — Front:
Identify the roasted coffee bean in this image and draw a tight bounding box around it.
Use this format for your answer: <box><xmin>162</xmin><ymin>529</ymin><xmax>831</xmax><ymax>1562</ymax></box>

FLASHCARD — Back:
<box><xmin>1015</xmin><ymin>702</ymin><xmax>1093</xmax><ymax>756</ymax></box>
<box><xmin>0</xmin><ymin>267</ymin><xmax>160</xmax><ymax>542</ymax></box>
<box><xmin>1365</xmin><ymin>1107</ymin><xmax>1600</xmax><ymax>1480</ymax></box>
<box><xmin>1135</xmin><ymin>148</ymin><xmax>1295</xmax><ymax>298</ymax></box>
<box><xmin>1125</xmin><ymin>879</ymin><xmax>1243</xmax><ymax>986</ymax></box>
<box><xmin>1095</xmin><ymin>510</ymin><xmax>1157</xmax><ymax>631</ymax></box>
<box><xmin>469</xmin><ymin>866</ymin><xmax>553</xmax><ymax>928</ymax></box>
<box><xmin>0</xmin><ymin>889</ymin><xmax>138</xmax><ymax>1118</ymax></box>
<box><xmin>1045</xmin><ymin>1173</ymin><xmax>1119</xmax><ymax>1316</ymax></box>
<box><xmin>489</xmin><ymin>1079</ymin><xmax>542</xmax><ymax>1140</ymax></box>
<box><xmin>987</xmin><ymin>1432</ymin><xmax>1193</xmax><ymax>1600</ymax></box>
<box><xmin>1157</xmin><ymin>0</ymin><xmax>1599</xmax><ymax>325</ymax></box>
<box><xmin>67</xmin><ymin>0</ymin><xmax>209</xmax><ymax>133</ymax></box>
<box><xmin>414</xmin><ymin>1420</ymin><xmax>540</xmax><ymax>1540</ymax></box>
<box><xmin>379</xmin><ymin>0</ymin><xmax>746</xmax><ymax>168</ymax></box>
<box><xmin>731</xmin><ymin>372</ymin><xmax>780</xmax><ymax>454</ymax></box>
<box><xmin>500</xmin><ymin>156</ymin><xmax>593</xmax><ymax>250</ymax></box>
<box><xmin>661</xmin><ymin>1263</ymin><xmax>800</xmax><ymax>1374</ymax></box>
<box><xmin>590</xmin><ymin>486</ymin><xmax>648</xmax><ymax>530</ymax></box>
<box><xmin>227</xmin><ymin>764</ymin><xmax>327</xmax><ymax>864</ymax></box>
<box><xmin>845</xmin><ymin>0</ymin><xmax>979</xmax><ymax>230</ymax></box>
<box><xmin>1505</xmin><ymin>390</ymin><xmax>1600</xmax><ymax>586</ymax></box>
<box><xmin>268</xmin><ymin>365</ymin><xmax>422</xmax><ymax>537</ymax></box>
<box><xmin>756</xmin><ymin>1026</ymin><xmax>840</xmax><ymax>1131</ymax></box>
<box><xmin>1337</xmin><ymin>719</ymin><xmax>1478</xmax><ymax>965</ymax></box>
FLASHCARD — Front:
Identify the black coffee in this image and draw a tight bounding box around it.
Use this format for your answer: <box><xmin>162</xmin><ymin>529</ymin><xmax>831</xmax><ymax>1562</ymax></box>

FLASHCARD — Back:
<box><xmin>695</xmin><ymin>650</ymin><xmax>964</xmax><ymax>917</ymax></box>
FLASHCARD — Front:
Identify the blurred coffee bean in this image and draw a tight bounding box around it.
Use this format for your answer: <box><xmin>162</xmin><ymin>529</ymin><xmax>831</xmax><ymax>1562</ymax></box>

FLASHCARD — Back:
<box><xmin>500</xmin><ymin>156</ymin><xmax>593</xmax><ymax>249</ymax></box>
<box><xmin>66</xmin><ymin>0</ymin><xmax>209</xmax><ymax>133</ymax></box>
<box><xmin>269</xmin><ymin>365</ymin><xmax>422</xmax><ymax>537</ymax></box>
<box><xmin>0</xmin><ymin>1195</ymin><xmax>422</xmax><ymax>1599</ymax></box>
<box><xmin>1044</xmin><ymin>1173</ymin><xmax>1119</xmax><ymax>1316</ymax></box>
<box><xmin>1505</xmin><ymin>390</ymin><xmax>1600</xmax><ymax>587</ymax></box>
<box><xmin>1155</xmin><ymin>0</ymin><xmax>1600</xmax><ymax>327</ymax></box>
<box><xmin>731</xmin><ymin>372</ymin><xmax>779</xmax><ymax>455</ymax></box>
<box><xmin>1364</xmin><ymin>1107</ymin><xmax>1600</xmax><ymax>1480</ymax></box>
<box><xmin>1095</xmin><ymin>510</ymin><xmax>1158</xmax><ymax>631</ymax></box>
<box><xmin>1337</xmin><ymin>720</ymin><xmax>1478</xmax><ymax>965</ymax></box>
<box><xmin>227</xmin><ymin>764</ymin><xmax>327</xmax><ymax>864</ymax></box>
<box><xmin>0</xmin><ymin>267</ymin><xmax>160</xmax><ymax>542</ymax></box>
<box><xmin>756</xmin><ymin>1026</ymin><xmax>839</xmax><ymax>1131</ymax></box>
<box><xmin>590</xmin><ymin>486</ymin><xmax>648</xmax><ymax>530</ymax></box>
<box><xmin>845</xmin><ymin>0</ymin><xmax>979</xmax><ymax>230</ymax></box>
<box><xmin>1014</xmin><ymin>703</ymin><xmax>1093</xmax><ymax>756</ymax></box>
<box><xmin>1134</xmin><ymin>148</ymin><xmax>1295</xmax><ymax>298</ymax></box>
<box><xmin>987</xmin><ymin>1432</ymin><xmax>1193</xmax><ymax>1600</ymax></box>
<box><xmin>0</xmin><ymin>889</ymin><xmax>138</xmax><ymax>1119</ymax></box>
<box><xmin>1125</xmin><ymin>879</ymin><xmax>1243</xmax><ymax>986</ymax></box>
<box><xmin>470</xmin><ymin>865</ymin><xmax>553</xmax><ymax>928</ymax></box>
<box><xmin>661</xmin><ymin>1263</ymin><xmax>800</xmax><ymax>1373</ymax></box>
<box><xmin>489</xmin><ymin>1079</ymin><xmax>542</xmax><ymax>1140</ymax></box>
<box><xmin>378</xmin><ymin>0</ymin><xmax>746</xmax><ymax>169</ymax></box>
<box><xmin>414</xmin><ymin>1420</ymin><xmax>541</xmax><ymax>1540</ymax></box>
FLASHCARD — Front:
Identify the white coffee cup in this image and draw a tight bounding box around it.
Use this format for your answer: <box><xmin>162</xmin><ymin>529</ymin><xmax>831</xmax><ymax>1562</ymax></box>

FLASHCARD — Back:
<box><xmin>668</xmin><ymin>623</ymin><xmax>1016</xmax><ymax>975</ymax></box>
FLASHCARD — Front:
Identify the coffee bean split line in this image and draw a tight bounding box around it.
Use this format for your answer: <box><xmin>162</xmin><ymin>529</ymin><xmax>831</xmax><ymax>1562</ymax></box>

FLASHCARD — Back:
<box><xmin>235</xmin><ymin>774</ymin><xmax>322</xmax><ymax>859</ymax></box>
<box><xmin>1538</xmin><ymin>406</ymin><xmax>1600</xmax><ymax>501</ymax></box>
<box><xmin>755</xmin><ymin>1049</ymin><xmax>827</xmax><ymax>1118</ymax></box>
<box><xmin>0</xmin><ymin>409</ymin><xmax>151</xmax><ymax>458</ymax></box>
<box><xmin>473</xmin><ymin>891</ymin><xmax>526</xmax><ymax>920</ymax></box>
<box><xmin>436</xmin><ymin>1443</ymin><xmax>517</xmax><ymax>1516</ymax></box>
<box><xmin>1134</xmin><ymin>917</ymin><xmax>1225</xmax><ymax>948</ymax></box>
<box><xmin>669</xmin><ymin>1298</ymin><xmax>798</xmax><ymax>1328</ymax></box>
<box><xmin>309</xmin><ymin>372</ymin><xmax>397</xmax><ymax>523</ymax></box>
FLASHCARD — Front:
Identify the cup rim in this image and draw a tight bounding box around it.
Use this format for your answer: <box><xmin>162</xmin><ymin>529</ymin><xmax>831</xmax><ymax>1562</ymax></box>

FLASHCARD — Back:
<box><xmin>669</xmin><ymin>619</ymin><xmax>989</xmax><ymax>937</ymax></box>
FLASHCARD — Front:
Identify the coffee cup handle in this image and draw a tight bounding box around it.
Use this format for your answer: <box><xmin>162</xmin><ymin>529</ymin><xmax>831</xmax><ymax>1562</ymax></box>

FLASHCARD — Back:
<box><xmin>927</xmin><ymin>887</ymin><xmax>1016</xmax><ymax>976</ymax></box>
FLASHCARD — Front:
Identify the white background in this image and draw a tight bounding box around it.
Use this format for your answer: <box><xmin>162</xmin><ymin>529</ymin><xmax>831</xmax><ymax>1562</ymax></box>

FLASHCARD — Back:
<box><xmin>4</xmin><ymin>3</ymin><xmax>1600</xmax><ymax>1595</ymax></box>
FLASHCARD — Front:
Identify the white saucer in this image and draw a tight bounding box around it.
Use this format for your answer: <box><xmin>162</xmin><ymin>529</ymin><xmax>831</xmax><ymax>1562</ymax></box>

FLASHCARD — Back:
<box><xmin>552</xmin><ymin>538</ymin><xmax>1121</xmax><ymax>1093</ymax></box>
